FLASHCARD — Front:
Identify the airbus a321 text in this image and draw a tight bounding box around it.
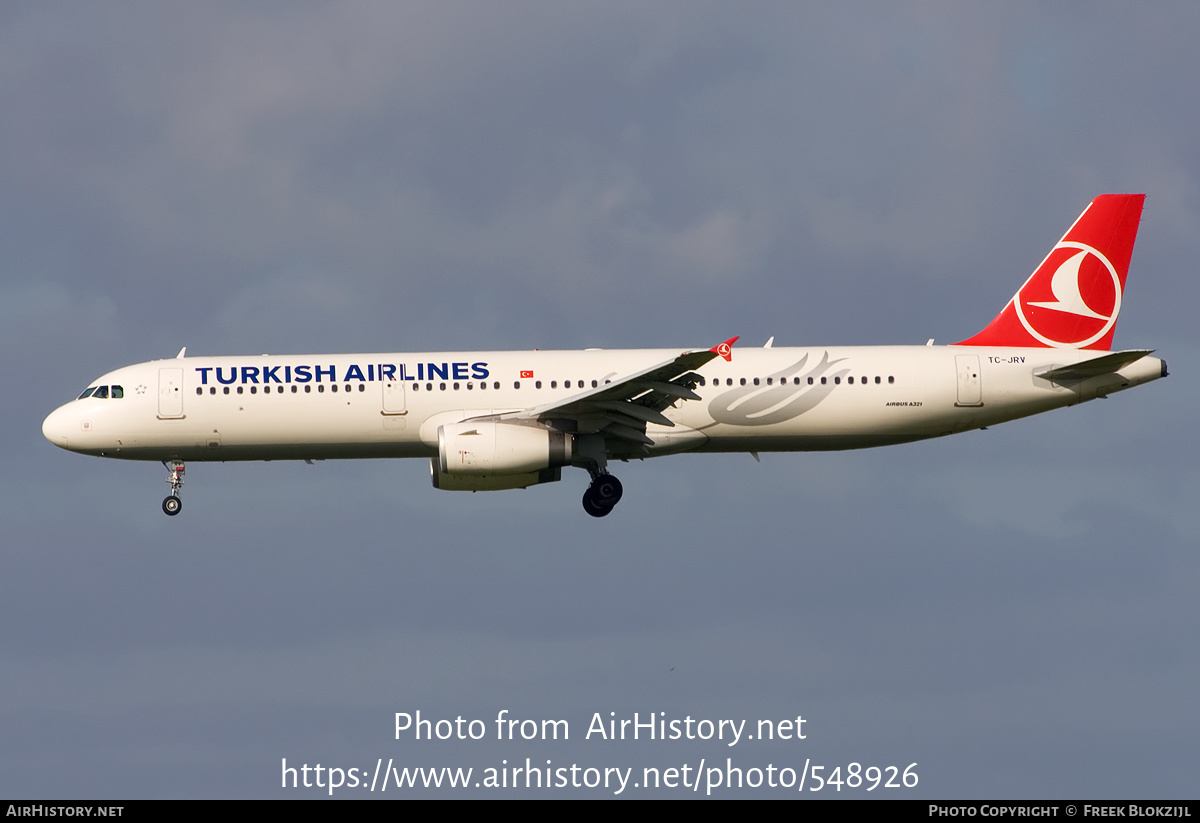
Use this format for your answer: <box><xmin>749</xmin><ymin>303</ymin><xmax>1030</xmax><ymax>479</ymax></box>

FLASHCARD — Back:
<box><xmin>43</xmin><ymin>194</ymin><xmax>1166</xmax><ymax>518</ymax></box>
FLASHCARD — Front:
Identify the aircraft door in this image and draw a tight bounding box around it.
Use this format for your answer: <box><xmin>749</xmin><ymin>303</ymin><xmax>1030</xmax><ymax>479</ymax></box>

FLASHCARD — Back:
<box><xmin>382</xmin><ymin>378</ymin><xmax>407</xmax><ymax>415</ymax></box>
<box><xmin>158</xmin><ymin>368</ymin><xmax>185</xmax><ymax>418</ymax></box>
<box><xmin>954</xmin><ymin>355</ymin><xmax>983</xmax><ymax>407</ymax></box>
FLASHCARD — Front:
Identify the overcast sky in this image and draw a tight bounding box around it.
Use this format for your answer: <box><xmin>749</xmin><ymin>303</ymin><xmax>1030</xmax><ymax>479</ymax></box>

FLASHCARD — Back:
<box><xmin>4</xmin><ymin>2</ymin><xmax>1198</xmax><ymax>798</ymax></box>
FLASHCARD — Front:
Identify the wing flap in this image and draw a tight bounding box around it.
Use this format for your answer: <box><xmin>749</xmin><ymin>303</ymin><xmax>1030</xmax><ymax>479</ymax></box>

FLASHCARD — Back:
<box><xmin>590</xmin><ymin>400</ymin><xmax>675</xmax><ymax>427</ymax></box>
<box><xmin>601</xmin><ymin>421</ymin><xmax>655</xmax><ymax>446</ymax></box>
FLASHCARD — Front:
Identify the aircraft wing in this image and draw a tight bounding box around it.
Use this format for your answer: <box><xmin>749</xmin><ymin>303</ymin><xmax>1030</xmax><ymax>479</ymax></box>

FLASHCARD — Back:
<box><xmin>1035</xmin><ymin>349</ymin><xmax>1154</xmax><ymax>382</ymax></box>
<box><xmin>506</xmin><ymin>337</ymin><xmax>738</xmax><ymax>446</ymax></box>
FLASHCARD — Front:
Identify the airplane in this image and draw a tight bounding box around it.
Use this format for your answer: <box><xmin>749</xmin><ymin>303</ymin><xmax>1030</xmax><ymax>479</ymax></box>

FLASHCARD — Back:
<box><xmin>42</xmin><ymin>194</ymin><xmax>1166</xmax><ymax>518</ymax></box>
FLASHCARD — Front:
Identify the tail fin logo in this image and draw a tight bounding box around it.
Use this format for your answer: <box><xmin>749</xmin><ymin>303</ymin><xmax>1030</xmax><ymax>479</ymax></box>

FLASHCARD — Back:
<box><xmin>1015</xmin><ymin>241</ymin><xmax>1121</xmax><ymax>348</ymax></box>
<box><xmin>954</xmin><ymin>195</ymin><xmax>1143</xmax><ymax>351</ymax></box>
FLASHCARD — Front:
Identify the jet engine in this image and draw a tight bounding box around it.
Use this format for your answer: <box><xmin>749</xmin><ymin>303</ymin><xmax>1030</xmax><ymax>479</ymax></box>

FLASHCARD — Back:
<box><xmin>431</xmin><ymin>420</ymin><xmax>572</xmax><ymax>491</ymax></box>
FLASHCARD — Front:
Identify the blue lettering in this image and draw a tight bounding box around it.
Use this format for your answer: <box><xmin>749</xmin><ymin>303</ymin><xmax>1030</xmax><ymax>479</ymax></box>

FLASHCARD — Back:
<box><xmin>285</xmin><ymin>365</ymin><xmax>292</xmax><ymax>383</ymax></box>
<box><xmin>471</xmin><ymin>362</ymin><xmax>489</xmax><ymax>380</ymax></box>
<box><xmin>241</xmin><ymin>366</ymin><xmax>260</xmax><ymax>384</ymax></box>
<box><xmin>294</xmin><ymin>365</ymin><xmax>312</xmax><ymax>383</ymax></box>
<box><xmin>417</xmin><ymin>363</ymin><xmax>424</xmax><ymax>380</ymax></box>
<box><xmin>315</xmin><ymin>365</ymin><xmax>335</xmax><ymax>383</ymax></box>
<box><xmin>452</xmin><ymin>362</ymin><xmax>468</xmax><ymax>380</ymax></box>
<box><xmin>368</xmin><ymin>364</ymin><xmax>375</xmax><ymax>381</ymax></box>
<box><xmin>399</xmin><ymin>363</ymin><xmax>414</xmax><ymax>381</ymax></box>
<box><xmin>428</xmin><ymin>362</ymin><xmax>448</xmax><ymax>380</ymax></box>
<box><xmin>344</xmin><ymin>364</ymin><xmax>366</xmax><ymax>382</ymax></box>
<box><xmin>216</xmin><ymin>367</ymin><xmax>238</xmax><ymax>385</ymax></box>
<box><xmin>379</xmin><ymin>364</ymin><xmax>396</xmax><ymax>381</ymax></box>
<box><xmin>196</xmin><ymin>367</ymin><xmax>213</xmax><ymax>385</ymax></box>
<box><xmin>262</xmin><ymin>364</ymin><xmax>281</xmax><ymax>383</ymax></box>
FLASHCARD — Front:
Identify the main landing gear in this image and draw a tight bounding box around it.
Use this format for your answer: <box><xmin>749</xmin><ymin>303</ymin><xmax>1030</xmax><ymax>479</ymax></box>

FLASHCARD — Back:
<box><xmin>162</xmin><ymin>460</ymin><xmax>185</xmax><ymax>516</ymax></box>
<box><xmin>582</xmin><ymin>473</ymin><xmax>623</xmax><ymax>518</ymax></box>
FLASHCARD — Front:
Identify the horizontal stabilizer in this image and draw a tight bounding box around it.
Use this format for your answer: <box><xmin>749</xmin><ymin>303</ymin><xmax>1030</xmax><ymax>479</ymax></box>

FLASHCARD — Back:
<box><xmin>1035</xmin><ymin>349</ymin><xmax>1154</xmax><ymax>382</ymax></box>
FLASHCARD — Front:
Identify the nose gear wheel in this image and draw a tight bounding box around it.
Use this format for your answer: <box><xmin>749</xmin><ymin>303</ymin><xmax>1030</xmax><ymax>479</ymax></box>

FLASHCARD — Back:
<box><xmin>162</xmin><ymin>460</ymin><xmax>185</xmax><ymax>517</ymax></box>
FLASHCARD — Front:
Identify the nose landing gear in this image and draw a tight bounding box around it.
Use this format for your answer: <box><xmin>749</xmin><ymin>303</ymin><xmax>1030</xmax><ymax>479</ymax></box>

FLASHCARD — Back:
<box><xmin>582</xmin><ymin>473</ymin><xmax>623</xmax><ymax>518</ymax></box>
<box><xmin>162</xmin><ymin>460</ymin><xmax>185</xmax><ymax>516</ymax></box>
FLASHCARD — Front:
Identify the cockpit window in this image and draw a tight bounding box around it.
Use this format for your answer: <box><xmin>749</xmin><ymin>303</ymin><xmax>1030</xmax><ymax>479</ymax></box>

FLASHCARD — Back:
<box><xmin>77</xmin><ymin>384</ymin><xmax>124</xmax><ymax>399</ymax></box>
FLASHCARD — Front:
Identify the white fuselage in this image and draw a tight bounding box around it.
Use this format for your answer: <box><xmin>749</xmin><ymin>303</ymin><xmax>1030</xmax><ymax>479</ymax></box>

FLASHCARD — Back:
<box><xmin>41</xmin><ymin>345</ymin><xmax>1165</xmax><ymax>463</ymax></box>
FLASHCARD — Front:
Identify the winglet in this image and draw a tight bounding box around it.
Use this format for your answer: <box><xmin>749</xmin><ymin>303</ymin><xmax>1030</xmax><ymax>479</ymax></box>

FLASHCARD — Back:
<box><xmin>710</xmin><ymin>336</ymin><xmax>739</xmax><ymax>362</ymax></box>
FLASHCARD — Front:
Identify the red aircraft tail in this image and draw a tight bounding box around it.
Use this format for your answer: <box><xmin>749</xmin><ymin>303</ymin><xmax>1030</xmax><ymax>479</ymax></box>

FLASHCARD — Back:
<box><xmin>955</xmin><ymin>194</ymin><xmax>1145</xmax><ymax>350</ymax></box>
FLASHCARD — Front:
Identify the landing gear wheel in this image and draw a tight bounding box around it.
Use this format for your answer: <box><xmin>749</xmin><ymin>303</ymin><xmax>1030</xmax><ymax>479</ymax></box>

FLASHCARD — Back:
<box><xmin>582</xmin><ymin>489</ymin><xmax>613</xmax><ymax>518</ymax></box>
<box><xmin>582</xmin><ymin>473</ymin><xmax>622</xmax><ymax>517</ymax></box>
<box><xmin>592</xmin><ymin>474</ymin><xmax>623</xmax><ymax>507</ymax></box>
<box><xmin>161</xmin><ymin>460</ymin><xmax>186</xmax><ymax>517</ymax></box>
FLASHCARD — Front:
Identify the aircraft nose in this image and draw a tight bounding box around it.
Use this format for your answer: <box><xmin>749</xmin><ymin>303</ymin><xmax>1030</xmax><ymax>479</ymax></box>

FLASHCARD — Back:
<box><xmin>42</xmin><ymin>404</ymin><xmax>73</xmax><ymax>449</ymax></box>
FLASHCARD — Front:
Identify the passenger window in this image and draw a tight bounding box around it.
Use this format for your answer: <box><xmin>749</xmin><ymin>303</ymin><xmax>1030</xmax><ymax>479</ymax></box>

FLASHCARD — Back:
<box><xmin>536</xmin><ymin>381</ymin><xmax>542</xmax><ymax>389</ymax></box>
<box><xmin>753</xmin><ymin>378</ymin><xmax>760</xmax><ymax>386</ymax></box>
<box><xmin>888</xmin><ymin>376</ymin><xmax>895</xmax><ymax>384</ymax></box>
<box><xmin>848</xmin><ymin>377</ymin><xmax>854</xmax><ymax>384</ymax></box>
<box><xmin>196</xmin><ymin>387</ymin><xmax>203</xmax><ymax>395</ymax></box>
<box><xmin>225</xmin><ymin>387</ymin><xmax>231</xmax><ymax>395</ymax></box>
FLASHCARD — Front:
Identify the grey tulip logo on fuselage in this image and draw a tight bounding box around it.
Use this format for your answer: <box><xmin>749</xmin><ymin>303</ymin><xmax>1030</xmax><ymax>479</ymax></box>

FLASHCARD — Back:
<box><xmin>706</xmin><ymin>351</ymin><xmax>849</xmax><ymax>426</ymax></box>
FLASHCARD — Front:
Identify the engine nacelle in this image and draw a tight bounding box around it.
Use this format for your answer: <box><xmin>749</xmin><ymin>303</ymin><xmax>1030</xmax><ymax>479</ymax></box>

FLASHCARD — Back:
<box><xmin>430</xmin><ymin>461</ymin><xmax>562</xmax><ymax>491</ymax></box>
<box><xmin>432</xmin><ymin>420</ymin><xmax>572</xmax><ymax>491</ymax></box>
